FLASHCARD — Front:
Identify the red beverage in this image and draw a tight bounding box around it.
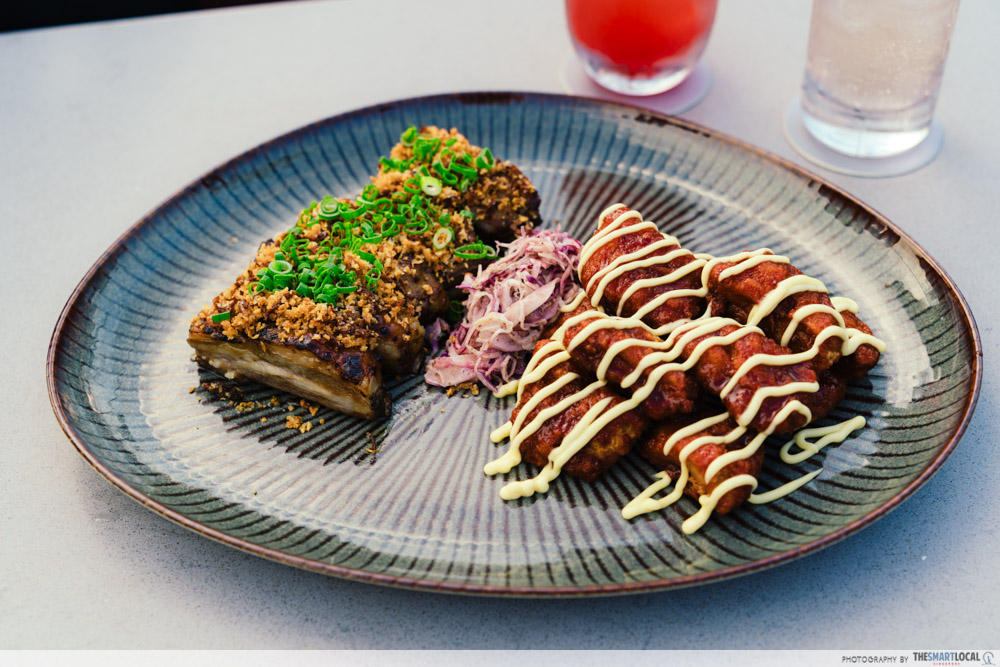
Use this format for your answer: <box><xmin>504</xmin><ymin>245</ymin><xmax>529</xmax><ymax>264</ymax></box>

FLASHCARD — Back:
<box><xmin>566</xmin><ymin>0</ymin><xmax>718</xmax><ymax>95</ymax></box>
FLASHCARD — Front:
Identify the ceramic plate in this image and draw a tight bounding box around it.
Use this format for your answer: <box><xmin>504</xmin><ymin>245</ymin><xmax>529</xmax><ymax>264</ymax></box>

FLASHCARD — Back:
<box><xmin>47</xmin><ymin>93</ymin><xmax>981</xmax><ymax>596</ymax></box>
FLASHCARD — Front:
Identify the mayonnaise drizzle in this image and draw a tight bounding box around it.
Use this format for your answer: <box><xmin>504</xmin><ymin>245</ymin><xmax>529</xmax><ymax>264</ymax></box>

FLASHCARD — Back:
<box><xmin>779</xmin><ymin>415</ymin><xmax>866</xmax><ymax>465</ymax></box>
<box><xmin>486</xmin><ymin>204</ymin><xmax>885</xmax><ymax>533</ymax></box>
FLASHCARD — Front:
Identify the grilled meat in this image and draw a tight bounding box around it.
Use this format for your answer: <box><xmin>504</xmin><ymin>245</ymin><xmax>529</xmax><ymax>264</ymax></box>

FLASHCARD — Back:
<box><xmin>190</xmin><ymin>126</ymin><xmax>540</xmax><ymax>418</ymax></box>
<box><xmin>188</xmin><ymin>327</ymin><xmax>389</xmax><ymax>419</ymax></box>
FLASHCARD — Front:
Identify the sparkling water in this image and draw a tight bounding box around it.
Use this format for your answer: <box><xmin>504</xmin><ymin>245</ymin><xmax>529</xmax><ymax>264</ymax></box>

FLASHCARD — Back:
<box><xmin>801</xmin><ymin>0</ymin><xmax>960</xmax><ymax>158</ymax></box>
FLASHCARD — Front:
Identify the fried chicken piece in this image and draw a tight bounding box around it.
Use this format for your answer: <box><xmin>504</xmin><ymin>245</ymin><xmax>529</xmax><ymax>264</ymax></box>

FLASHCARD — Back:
<box><xmin>579</xmin><ymin>204</ymin><xmax>706</xmax><ymax>330</ymax></box>
<box><xmin>638</xmin><ymin>414</ymin><xmax>765</xmax><ymax>515</ymax></box>
<box><xmin>705</xmin><ymin>250</ymin><xmax>881</xmax><ymax>375</ymax></box>
<box><xmin>678</xmin><ymin>320</ymin><xmax>819</xmax><ymax>434</ymax></box>
<box><xmin>836</xmin><ymin>309</ymin><xmax>882</xmax><ymax>380</ymax></box>
<box><xmin>798</xmin><ymin>369</ymin><xmax>849</xmax><ymax>423</ymax></box>
<box><xmin>509</xmin><ymin>340</ymin><xmax>648</xmax><ymax>482</ymax></box>
<box><xmin>555</xmin><ymin>304</ymin><xmax>698</xmax><ymax>420</ymax></box>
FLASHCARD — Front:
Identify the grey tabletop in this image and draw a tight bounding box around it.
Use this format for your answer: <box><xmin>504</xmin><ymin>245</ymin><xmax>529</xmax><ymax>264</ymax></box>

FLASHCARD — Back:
<box><xmin>2</xmin><ymin>0</ymin><xmax>996</xmax><ymax>650</ymax></box>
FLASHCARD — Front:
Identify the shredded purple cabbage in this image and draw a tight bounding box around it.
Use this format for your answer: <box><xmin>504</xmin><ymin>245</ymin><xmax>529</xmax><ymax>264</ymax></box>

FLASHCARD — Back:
<box><xmin>424</xmin><ymin>228</ymin><xmax>581</xmax><ymax>391</ymax></box>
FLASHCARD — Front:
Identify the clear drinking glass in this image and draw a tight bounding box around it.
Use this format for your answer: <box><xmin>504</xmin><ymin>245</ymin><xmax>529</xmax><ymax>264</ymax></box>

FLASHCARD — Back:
<box><xmin>801</xmin><ymin>0</ymin><xmax>960</xmax><ymax>158</ymax></box>
<box><xmin>565</xmin><ymin>0</ymin><xmax>718</xmax><ymax>97</ymax></box>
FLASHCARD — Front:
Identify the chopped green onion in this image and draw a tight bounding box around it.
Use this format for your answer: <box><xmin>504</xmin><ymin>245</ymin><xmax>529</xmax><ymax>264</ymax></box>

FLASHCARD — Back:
<box><xmin>460</xmin><ymin>208</ymin><xmax>474</xmax><ymax>219</ymax></box>
<box><xmin>339</xmin><ymin>204</ymin><xmax>365</xmax><ymax>221</ymax></box>
<box><xmin>317</xmin><ymin>196</ymin><xmax>340</xmax><ymax>220</ymax></box>
<box><xmin>444</xmin><ymin>138</ymin><xmax>458</xmax><ymax>147</ymax></box>
<box><xmin>402</xmin><ymin>177</ymin><xmax>421</xmax><ymax>194</ymax></box>
<box><xmin>454</xmin><ymin>241</ymin><xmax>497</xmax><ymax>260</ymax></box>
<box><xmin>431</xmin><ymin>226</ymin><xmax>454</xmax><ymax>250</ymax></box>
<box><xmin>405</xmin><ymin>220</ymin><xmax>430</xmax><ymax>235</ymax></box>
<box><xmin>446</xmin><ymin>299</ymin><xmax>465</xmax><ymax>324</ymax></box>
<box><xmin>434</xmin><ymin>163</ymin><xmax>459</xmax><ymax>185</ymax></box>
<box><xmin>475</xmin><ymin>148</ymin><xmax>495</xmax><ymax>170</ymax></box>
<box><xmin>400</xmin><ymin>125</ymin><xmax>418</xmax><ymax>146</ymax></box>
<box><xmin>268</xmin><ymin>259</ymin><xmax>293</xmax><ymax>274</ymax></box>
<box><xmin>420</xmin><ymin>176</ymin><xmax>442</xmax><ymax>197</ymax></box>
<box><xmin>414</xmin><ymin>135</ymin><xmax>441</xmax><ymax>161</ymax></box>
<box><xmin>378</xmin><ymin>217</ymin><xmax>400</xmax><ymax>237</ymax></box>
<box><xmin>451</xmin><ymin>162</ymin><xmax>477</xmax><ymax>179</ymax></box>
<box><xmin>211</xmin><ymin>311</ymin><xmax>231</xmax><ymax>323</ymax></box>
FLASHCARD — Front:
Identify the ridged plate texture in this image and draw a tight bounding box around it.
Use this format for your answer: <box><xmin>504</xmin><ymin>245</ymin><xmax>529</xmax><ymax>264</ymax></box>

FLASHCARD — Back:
<box><xmin>48</xmin><ymin>93</ymin><xmax>981</xmax><ymax>596</ymax></box>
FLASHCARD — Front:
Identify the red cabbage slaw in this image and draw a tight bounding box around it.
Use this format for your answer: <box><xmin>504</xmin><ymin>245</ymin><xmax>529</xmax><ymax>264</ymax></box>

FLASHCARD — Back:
<box><xmin>424</xmin><ymin>228</ymin><xmax>581</xmax><ymax>391</ymax></box>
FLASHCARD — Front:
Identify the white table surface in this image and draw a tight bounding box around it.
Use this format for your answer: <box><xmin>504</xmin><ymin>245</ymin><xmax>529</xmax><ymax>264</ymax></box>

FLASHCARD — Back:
<box><xmin>2</xmin><ymin>0</ymin><xmax>996</xmax><ymax>650</ymax></box>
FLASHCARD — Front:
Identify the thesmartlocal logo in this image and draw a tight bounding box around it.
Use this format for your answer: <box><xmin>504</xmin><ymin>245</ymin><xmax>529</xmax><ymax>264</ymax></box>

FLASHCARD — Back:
<box><xmin>912</xmin><ymin>652</ymin><xmax>993</xmax><ymax>666</ymax></box>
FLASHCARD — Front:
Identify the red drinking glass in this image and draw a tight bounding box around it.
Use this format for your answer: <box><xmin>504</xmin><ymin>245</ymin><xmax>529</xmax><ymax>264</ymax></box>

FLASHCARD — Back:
<box><xmin>566</xmin><ymin>0</ymin><xmax>718</xmax><ymax>96</ymax></box>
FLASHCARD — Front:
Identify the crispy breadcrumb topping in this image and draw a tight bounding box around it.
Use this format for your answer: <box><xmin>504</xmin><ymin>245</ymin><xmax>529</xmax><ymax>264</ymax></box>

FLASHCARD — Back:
<box><xmin>191</xmin><ymin>126</ymin><xmax>536</xmax><ymax>357</ymax></box>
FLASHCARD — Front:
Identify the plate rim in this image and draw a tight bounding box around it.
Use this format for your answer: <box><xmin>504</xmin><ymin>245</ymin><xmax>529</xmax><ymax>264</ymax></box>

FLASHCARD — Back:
<box><xmin>46</xmin><ymin>91</ymin><xmax>984</xmax><ymax>597</ymax></box>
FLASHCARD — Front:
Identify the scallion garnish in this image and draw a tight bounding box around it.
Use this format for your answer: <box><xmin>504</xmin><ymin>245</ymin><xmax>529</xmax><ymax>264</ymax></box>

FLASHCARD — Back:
<box><xmin>414</xmin><ymin>134</ymin><xmax>441</xmax><ymax>162</ymax></box>
<box><xmin>432</xmin><ymin>226</ymin><xmax>454</xmax><ymax>250</ymax></box>
<box><xmin>434</xmin><ymin>164</ymin><xmax>458</xmax><ymax>185</ymax></box>
<box><xmin>250</xmin><ymin>131</ymin><xmax>502</xmax><ymax>310</ymax></box>
<box><xmin>446</xmin><ymin>299</ymin><xmax>465</xmax><ymax>324</ymax></box>
<box><xmin>475</xmin><ymin>148</ymin><xmax>495</xmax><ymax>170</ymax></box>
<box><xmin>211</xmin><ymin>311</ymin><xmax>231</xmax><ymax>323</ymax></box>
<box><xmin>317</xmin><ymin>196</ymin><xmax>340</xmax><ymax>220</ymax></box>
<box><xmin>451</xmin><ymin>162</ymin><xmax>477</xmax><ymax>179</ymax></box>
<box><xmin>405</xmin><ymin>219</ymin><xmax>430</xmax><ymax>235</ymax></box>
<box><xmin>454</xmin><ymin>241</ymin><xmax>497</xmax><ymax>260</ymax></box>
<box><xmin>421</xmin><ymin>175</ymin><xmax>442</xmax><ymax>196</ymax></box>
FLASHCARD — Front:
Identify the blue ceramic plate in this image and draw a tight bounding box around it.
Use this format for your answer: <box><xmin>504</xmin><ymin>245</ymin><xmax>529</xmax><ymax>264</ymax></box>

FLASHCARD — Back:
<box><xmin>47</xmin><ymin>93</ymin><xmax>981</xmax><ymax>596</ymax></box>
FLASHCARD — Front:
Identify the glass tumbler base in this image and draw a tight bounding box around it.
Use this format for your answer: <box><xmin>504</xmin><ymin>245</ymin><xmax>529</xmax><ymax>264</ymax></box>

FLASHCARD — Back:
<box><xmin>560</xmin><ymin>56</ymin><xmax>711</xmax><ymax>116</ymax></box>
<box><xmin>783</xmin><ymin>98</ymin><xmax>943</xmax><ymax>178</ymax></box>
